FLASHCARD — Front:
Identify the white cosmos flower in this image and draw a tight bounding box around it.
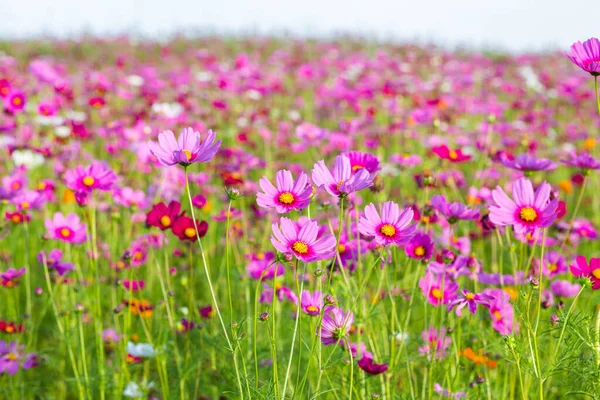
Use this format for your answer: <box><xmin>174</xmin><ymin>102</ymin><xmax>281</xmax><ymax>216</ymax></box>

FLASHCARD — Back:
<box><xmin>127</xmin><ymin>342</ymin><xmax>155</xmax><ymax>358</ymax></box>
<box><xmin>127</xmin><ymin>75</ymin><xmax>144</xmax><ymax>87</ymax></box>
<box><xmin>12</xmin><ymin>149</ymin><xmax>44</xmax><ymax>168</ymax></box>
<box><xmin>54</xmin><ymin>126</ymin><xmax>71</xmax><ymax>138</ymax></box>
<box><xmin>123</xmin><ymin>381</ymin><xmax>155</xmax><ymax>398</ymax></box>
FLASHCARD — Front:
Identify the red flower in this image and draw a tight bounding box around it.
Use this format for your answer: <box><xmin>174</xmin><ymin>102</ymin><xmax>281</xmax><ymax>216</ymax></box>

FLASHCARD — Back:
<box><xmin>357</xmin><ymin>356</ymin><xmax>388</xmax><ymax>375</ymax></box>
<box><xmin>146</xmin><ymin>201</ymin><xmax>182</xmax><ymax>230</ymax></box>
<box><xmin>5</xmin><ymin>212</ymin><xmax>30</xmax><ymax>224</ymax></box>
<box><xmin>171</xmin><ymin>216</ymin><xmax>208</xmax><ymax>242</ymax></box>
<box><xmin>432</xmin><ymin>145</ymin><xmax>471</xmax><ymax>163</ymax></box>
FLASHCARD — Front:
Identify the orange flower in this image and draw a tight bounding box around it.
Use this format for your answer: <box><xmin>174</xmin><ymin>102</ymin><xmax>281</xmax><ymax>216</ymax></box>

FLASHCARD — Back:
<box><xmin>460</xmin><ymin>347</ymin><xmax>497</xmax><ymax>368</ymax></box>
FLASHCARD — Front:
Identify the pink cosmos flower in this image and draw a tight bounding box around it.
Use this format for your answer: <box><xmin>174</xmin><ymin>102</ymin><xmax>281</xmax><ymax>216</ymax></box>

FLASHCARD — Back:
<box><xmin>311</xmin><ymin>155</ymin><xmax>373</xmax><ymax>198</ymax></box>
<box><xmin>123</xmin><ymin>280</ymin><xmax>145</xmax><ymax>292</ymax></box>
<box><xmin>432</xmin><ymin>145</ymin><xmax>471</xmax><ymax>163</ymax></box>
<box><xmin>566</xmin><ymin>38</ymin><xmax>600</xmax><ymax>76</ymax></box>
<box><xmin>550</xmin><ymin>280</ymin><xmax>581</xmax><ymax>298</ymax></box>
<box><xmin>300</xmin><ymin>290</ymin><xmax>324</xmax><ymax>316</ymax></box>
<box><xmin>570</xmin><ymin>256</ymin><xmax>600</xmax><ymax>290</ymax></box>
<box><xmin>405</xmin><ymin>233</ymin><xmax>435</xmax><ymax>260</ymax></box>
<box><xmin>64</xmin><ymin>162</ymin><xmax>117</xmax><ymax>193</ymax></box>
<box><xmin>358</xmin><ymin>201</ymin><xmax>416</xmax><ymax>246</ymax></box>
<box><xmin>4</xmin><ymin>90</ymin><xmax>26</xmax><ymax>113</ymax></box>
<box><xmin>488</xmin><ymin>177</ymin><xmax>558</xmax><ymax>234</ymax></box>
<box><xmin>37</xmin><ymin>249</ymin><xmax>75</xmax><ymax>276</ymax></box>
<box><xmin>419</xmin><ymin>272</ymin><xmax>458</xmax><ymax>306</ymax></box>
<box><xmin>245</xmin><ymin>252</ymin><xmax>285</xmax><ymax>280</ymax></box>
<box><xmin>447</xmin><ymin>289</ymin><xmax>484</xmax><ymax>316</ymax></box>
<box><xmin>430</xmin><ymin>195</ymin><xmax>479</xmax><ymax>223</ymax></box>
<box><xmin>270</xmin><ymin>217</ymin><xmax>336</xmax><ymax>263</ymax></box>
<box><xmin>320</xmin><ymin>306</ymin><xmax>354</xmax><ymax>345</ymax></box>
<box><xmin>45</xmin><ymin>212</ymin><xmax>87</xmax><ymax>244</ymax></box>
<box><xmin>482</xmin><ymin>289</ymin><xmax>515</xmax><ymax>335</ymax></box>
<box><xmin>148</xmin><ymin>128</ymin><xmax>221</xmax><ymax>167</ymax></box>
<box><xmin>419</xmin><ymin>326</ymin><xmax>451</xmax><ymax>360</ymax></box>
<box><xmin>342</xmin><ymin>151</ymin><xmax>380</xmax><ymax>178</ymax></box>
<box><xmin>257</xmin><ymin>169</ymin><xmax>312</xmax><ymax>213</ymax></box>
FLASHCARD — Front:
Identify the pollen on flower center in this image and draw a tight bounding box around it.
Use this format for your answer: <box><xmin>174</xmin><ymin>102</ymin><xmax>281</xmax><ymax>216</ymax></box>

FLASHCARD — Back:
<box><xmin>184</xmin><ymin>227</ymin><xmax>196</xmax><ymax>238</ymax></box>
<box><xmin>519</xmin><ymin>206</ymin><xmax>537</xmax><ymax>222</ymax></box>
<box><xmin>182</xmin><ymin>149</ymin><xmax>192</xmax><ymax>161</ymax></box>
<box><xmin>21</xmin><ymin>201</ymin><xmax>30</xmax><ymax>209</ymax></box>
<box><xmin>547</xmin><ymin>263</ymin><xmax>557</xmax><ymax>272</ymax></box>
<box><xmin>448</xmin><ymin>150</ymin><xmax>458</xmax><ymax>160</ymax></box>
<box><xmin>493</xmin><ymin>311</ymin><xmax>502</xmax><ymax>320</ymax></box>
<box><xmin>465</xmin><ymin>293</ymin><xmax>475</xmax><ymax>300</ymax></box>
<box><xmin>306</xmin><ymin>305</ymin><xmax>319</xmax><ymax>313</ymax></box>
<box><xmin>278</xmin><ymin>191</ymin><xmax>295</xmax><ymax>204</ymax></box>
<box><xmin>431</xmin><ymin>288</ymin><xmax>443</xmax><ymax>299</ymax></box>
<box><xmin>82</xmin><ymin>176</ymin><xmax>95</xmax><ymax>187</ymax></box>
<box><xmin>338</xmin><ymin>244</ymin><xmax>346</xmax><ymax>253</ymax></box>
<box><xmin>380</xmin><ymin>224</ymin><xmax>396</xmax><ymax>237</ymax></box>
<box><xmin>6</xmin><ymin>353</ymin><xmax>17</xmax><ymax>361</ymax></box>
<box><xmin>292</xmin><ymin>241</ymin><xmax>309</xmax><ymax>254</ymax></box>
<box><xmin>60</xmin><ymin>228</ymin><xmax>71</xmax><ymax>238</ymax></box>
<box><xmin>335</xmin><ymin>180</ymin><xmax>344</xmax><ymax>190</ymax></box>
<box><xmin>352</xmin><ymin>165</ymin><xmax>364</xmax><ymax>171</ymax></box>
<box><xmin>414</xmin><ymin>246</ymin><xmax>425</xmax><ymax>256</ymax></box>
<box><xmin>12</xmin><ymin>97</ymin><xmax>22</xmax><ymax>106</ymax></box>
<box><xmin>160</xmin><ymin>215</ymin><xmax>171</xmax><ymax>227</ymax></box>
<box><xmin>592</xmin><ymin>269</ymin><xmax>600</xmax><ymax>279</ymax></box>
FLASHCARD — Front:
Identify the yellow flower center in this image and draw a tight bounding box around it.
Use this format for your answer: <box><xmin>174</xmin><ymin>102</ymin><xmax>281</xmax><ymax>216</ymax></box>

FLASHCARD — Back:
<box><xmin>182</xmin><ymin>149</ymin><xmax>192</xmax><ymax>161</ymax></box>
<box><xmin>380</xmin><ymin>224</ymin><xmax>396</xmax><ymax>237</ymax></box>
<box><xmin>493</xmin><ymin>311</ymin><xmax>502</xmax><ymax>320</ymax></box>
<box><xmin>547</xmin><ymin>263</ymin><xmax>557</xmax><ymax>272</ymax></box>
<box><xmin>11</xmin><ymin>182</ymin><xmax>21</xmax><ymax>190</ymax></box>
<box><xmin>592</xmin><ymin>269</ymin><xmax>600</xmax><ymax>279</ymax></box>
<box><xmin>60</xmin><ymin>228</ymin><xmax>71</xmax><ymax>238</ymax></box>
<box><xmin>292</xmin><ymin>241</ymin><xmax>309</xmax><ymax>254</ymax></box>
<box><xmin>278</xmin><ymin>192</ymin><xmax>295</xmax><ymax>204</ymax></box>
<box><xmin>431</xmin><ymin>288</ymin><xmax>443</xmax><ymax>299</ymax></box>
<box><xmin>5</xmin><ymin>326</ymin><xmax>14</xmax><ymax>333</ymax></box>
<box><xmin>82</xmin><ymin>176</ymin><xmax>95</xmax><ymax>187</ymax></box>
<box><xmin>519</xmin><ymin>206</ymin><xmax>537</xmax><ymax>222</ymax></box>
<box><xmin>465</xmin><ymin>293</ymin><xmax>475</xmax><ymax>300</ymax></box>
<box><xmin>7</xmin><ymin>353</ymin><xmax>17</xmax><ymax>361</ymax></box>
<box><xmin>414</xmin><ymin>246</ymin><xmax>425</xmax><ymax>256</ymax></box>
<box><xmin>21</xmin><ymin>201</ymin><xmax>30</xmax><ymax>209</ymax></box>
<box><xmin>338</xmin><ymin>244</ymin><xmax>346</xmax><ymax>253</ymax></box>
<box><xmin>306</xmin><ymin>305</ymin><xmax>319</xmax><ymax>313</ymax></box>
<box><xmin>352</xmin><ymin>165</ymin><xmax>364</xmax><ymax>171</ymax></box>
<box><xmin>257</xmin><ymin>253</ymin><xmax>265</xmax><ymax>260</ymax></box>
<box><xmin>184</xmin><ymin>227</ymin><xmax>196</xmax><ymax>238</ymax></box>
<box><xmin>448</xmin><ymin>150</ymin><xmax>458</xmax><ymax>160</ymax></box>
<box><xmin>12</xmin><ymin>97</ymin><xmax>22</xmax><ymax>106</ymax></box>
<box><xmin>160</xmin><ymin>215</ymin><xmax>171</xmax><ymax>227</ymax></box>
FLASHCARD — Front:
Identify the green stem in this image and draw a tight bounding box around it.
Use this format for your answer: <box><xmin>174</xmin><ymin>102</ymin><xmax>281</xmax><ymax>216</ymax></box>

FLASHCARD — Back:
<box><xmin>595</xmin><ymin>76</ymin><xmax>600</xmax><ymax>116</ymax></box>
<box><xmin>184</xmin><ymin>168</ymin><xmax>243</xmax><ymax>397</ymax></box>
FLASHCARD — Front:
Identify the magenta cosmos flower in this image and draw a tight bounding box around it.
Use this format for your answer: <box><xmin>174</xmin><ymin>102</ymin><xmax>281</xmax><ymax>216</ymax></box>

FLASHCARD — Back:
<box><xmin>430</xmin><ymin>195</ymin><xmax>479</xmax><ymax>224</ymax></box>
<box><xmin>358</xmin><ymin>201</ymin><xmax>416</xmax><ymax>246</ymax></box>
<box><xmin>312</xmin><ymin>155</ymin><xmax>373</xmax><ymax>198</ymax></box>
<box><xmin>488</xmin><ymin>177</ymin><xmax>558</xmax><ymax>234</ymax></box>
<box><xmin>405</xmin><ymin>233</ymin><xmax>434</xmax><ymax>260</ymax></box>
<box><xmin>45</xmin><ymin>212</ymin><xmax>87</xmax><ymax>244</ymax></box>
<box><xmin>256</xmin><ymin>169</ymin><xmax>312</xmax><ymax>213</ymax></box>
<box><xmin>270</xmin><ymin>218</ymin><xmax>336</xmax><ymax>262</ymax></box>
<box><xmin>570</xmin><ymin>256</ymin><xmax>600</xmax><ymax>290</ymax></box>
<box><xmin>419</xmin><ymin>272</ymin><xmax>458</xmax><ymax>306</ymax></box>
<box><xmin>148</xmin><ymin>128</ymin><xmax>221</xmax><ymax>167</ymax></box>
<box><xmin>300</xmin><ymin>290</ymin><xmax>324</xmax><ymax>316</ymax></box>
<box><xmin>65</xmin><ymin>162</ymin><xmax>117</xmax><ymax>193</ymax></box>
<box><xmin>320</xmin><ymin>306</ymin><xmax>354</xmax><ymax>345</ymax></box>
<box><xmin>566</xmin><ymin>38</ymin><xmax>600</xmax><ymax>76</ymax></box>
<box><xmin>342</xmin><ymin>150</ymin><xmax>380</xmax><ymax>178</ymax></box>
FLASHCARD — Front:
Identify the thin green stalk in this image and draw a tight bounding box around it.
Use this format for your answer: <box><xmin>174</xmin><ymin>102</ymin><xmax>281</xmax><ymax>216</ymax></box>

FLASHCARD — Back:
<box><xmin>183</xmin><ymin>168</ymin><xmax>244</xmax><ymax>397</ymax></box>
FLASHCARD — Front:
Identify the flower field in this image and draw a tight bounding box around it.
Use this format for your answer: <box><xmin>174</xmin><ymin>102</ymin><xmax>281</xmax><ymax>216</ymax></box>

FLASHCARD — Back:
<box><xmin>1</xmin><ymin>36</ymin><xmax>600</xmax><ymax>399</ymax></box>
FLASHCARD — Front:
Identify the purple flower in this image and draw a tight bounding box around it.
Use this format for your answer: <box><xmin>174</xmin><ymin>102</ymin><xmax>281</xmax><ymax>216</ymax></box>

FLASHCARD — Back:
<box><xmin>481</xmin><ymin>289</ymin><xmax>516</xmax><ymax>335</ymax></box>
<box><xmin>477</xmin><ymin>271</ymin><xmax>525</xmax><ymax>285</ymax></box>
<box><xmin>566</xmin><ymin>38</ymin><xmax>600</xmax><ymax>76</ymax></box>
<box><xmin>358</xmin><ymin>201</ymin><xmax>416</xmax><ymax>247</ymax></box>
<box><xmin>540</xmin><ymin>250</ymin><xmax>567</xmax><ymax>278</ymax></box>
<box><xmin>447</xmin><ymin>289</ymin><xmax>484</xmax><ymax>316</ymax></box>
<box><xmin>0</xmin><ymin>341</ymin><xmax>37</xmax><ymax>375</ymax></box>
<box><xmin>45</xmin><ymin>212</ymin><xmax>87</xmax><ymax>244</ymax></box>
<box><xmin>561</xmin><ymin>152</ymin><xmax>600</xmax><ymax>173</ymax></box>
<box><xmin>488</xmin><ymin>177</ymin><xmax>558</xmax><ymax>234</ymax></box>
<box><xmin>434</xmin><ymin>383</ymin><xmax>467</xmax><ymax>399</ymax></box>
<box><xmin>427</xmin><ymin>256</ymin><xmax>471</xmax><ymax>280</ymax></box>
<box><xmin>501</xmin><ymin>154</ymin><xmax>557</xmax><ymax>173</ymax></box>
<box><xmin>405</xmin><ymin>232</ymin><xmax>434</xmax><ymax>260</ymax></box>
<box><xmin>311</xmin><ymin>155</ymin><xmax>373</xmax><ymax>198</ymax></box>
<box><xmin>64</xmin><ymin>162</ymin><xmax>117</xmax><ymax>193</ymax></box>
<box><xmin>550</xmin><ymin>280</ymin><xmax>582</xmax><ymax>298</ymax></box>
<box><xmin>270</xmin><ymin>217</ymin><xmax>336</xmax><ymax>263</ymax></box>
<box><xmin>320</xmin><ymin>306</ymin><xmax>354</xmax><ymax>346</ymax></box>
<box><xmin>430</xmin><ymin>195</ymin><xmax>479</xmax><ymax>224</ymax></box>
<box><xmin>148</xmin><ymin>128</ymin><xmax>221</xmax><ymax>167</ymax></box>
<box><xmin>300</xmin><ymin>290</ymin><xmax>324</xmax><ymax>316</ymax></box>
<box><xmin>256</xmin><ymin>169</ymin><xmax>312</xmax><ymax>213</ymax></box>
<box><xmin>357</xmin><ymin>355</ymin><xmax>388</xmax><ymax>375</ymax></box>
<box><xmin>37</xmin><ymin>249</ymin><xmax>75</xmax><ymax>276</ymax></box>
<box><xmin>1</xmin><ymin>268</ymin><xmax>26</xmax><ymax>287</ymax></box>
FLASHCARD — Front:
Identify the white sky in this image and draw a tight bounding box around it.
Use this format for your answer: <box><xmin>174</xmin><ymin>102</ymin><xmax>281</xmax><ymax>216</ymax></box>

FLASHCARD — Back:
<box><xmin>1</xmin><ymin>0</ymin><xmax>599</xmax><ymax>52</ymax></box>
